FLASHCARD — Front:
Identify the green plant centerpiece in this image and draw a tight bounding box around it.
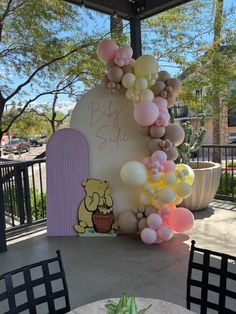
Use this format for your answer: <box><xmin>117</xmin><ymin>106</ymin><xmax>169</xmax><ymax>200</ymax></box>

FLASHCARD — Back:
<box><xmin>177</xmin><ymin>114</ymin><xmax>206</xmax><ymax>165</ymax></box>
<box><xmin>173</xmin><ymin>113</ymin><xmax>221</xmax><ymax>211</ymax></box>
<box><xmin>105</xmin><ymin>294</ymin><xmax>151</xmax><ymax>314</ymax></box>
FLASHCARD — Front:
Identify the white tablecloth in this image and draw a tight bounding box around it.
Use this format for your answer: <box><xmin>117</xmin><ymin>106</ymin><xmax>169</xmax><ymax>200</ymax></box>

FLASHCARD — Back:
<box><xmin>68</xmin><ymin>297</ymin><xmax>196</xmax><ymax>314</ymax></box>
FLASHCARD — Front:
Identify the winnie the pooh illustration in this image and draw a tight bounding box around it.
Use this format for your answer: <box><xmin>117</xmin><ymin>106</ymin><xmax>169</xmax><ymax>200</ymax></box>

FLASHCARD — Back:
<box><xmin>74</xmin><ymin>178</ymin><xmax>114</xmax><ymax>234</ymax></box>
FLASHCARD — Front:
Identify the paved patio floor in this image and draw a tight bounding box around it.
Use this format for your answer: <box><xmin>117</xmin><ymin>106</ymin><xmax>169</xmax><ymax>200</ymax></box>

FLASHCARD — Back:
<box><xmin>0</xmin><ymin>200</ymin><xmax>236</xmax><ymax>313</ymax></box>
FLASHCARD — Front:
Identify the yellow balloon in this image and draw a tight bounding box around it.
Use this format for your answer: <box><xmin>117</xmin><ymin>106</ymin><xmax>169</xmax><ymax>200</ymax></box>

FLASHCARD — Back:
<box><xmin>172</xmin><ymin>195</ymin><xmax>183</xmax><ymax>205</ymax></box>
<box><xmin>122</xmin><ymin>73</ymin><xmax>136</xmax><ymax>89</ymax></box>
<box><xmin>140</xmin><ymin>89</ymin><xmax>154</xmax><ymax>102</ymax></box>
<box><xmin>175</xmin><ymin>182</ymin><xmax>192</xmax><ymax>198</ymax></box>
<box><xmin>120</xmin><ymin>161</ymin><xmax>147</xmax><ymax>186</ymax></box>
<box><xmin>175</xmin><ymin>164</ymin><xmax>194</xmax><ymax>185</ymax></box>
<box><xmin>139</xmin><ymin>192</ymin><xmax>151</xmax><ymax>205</ymax></box>
<box><xmin>134</xmin><ymin>55</ymin><xmax>158</xmax><ymax>78</ymax></box>
<box><xmin>134</xmin><ymin>77</ymin><xmax>148</xmax><ymax>90</ymax></box>
<box><xmin>159</xmin><ymin>188</ymin><xmax>176</xmax><ymax>203</ymax></box>
<box><xmin>163</xmin><ymin>173</ymin><xmax>177</xmax><ymax>186</ymax></box>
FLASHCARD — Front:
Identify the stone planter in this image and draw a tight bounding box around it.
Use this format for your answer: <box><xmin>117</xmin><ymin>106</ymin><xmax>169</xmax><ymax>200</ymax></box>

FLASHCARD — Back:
<box><xmin>181</xmin><ymin>161</ymin><xmax>221</xmax><ymax>211</ymax></box>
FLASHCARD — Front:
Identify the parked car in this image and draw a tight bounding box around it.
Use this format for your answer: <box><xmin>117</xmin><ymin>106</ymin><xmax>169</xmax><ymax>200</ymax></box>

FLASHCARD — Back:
<box><xmin>3</xmin><ymin>138</ymin><xmax>30</xmax><ymax>154</ymax></box>
<box><xmin>29</xmin><ymin>137</ymin><xmax>44</xmax><ymax>147</ymax></box>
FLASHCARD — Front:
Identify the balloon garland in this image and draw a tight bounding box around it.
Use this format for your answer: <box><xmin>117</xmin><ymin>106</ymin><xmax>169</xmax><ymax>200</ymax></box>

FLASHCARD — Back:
<box><xmin>96</xmin><ymin>39</ymin><xmax>194</xmax><ymax>245</ymax></box>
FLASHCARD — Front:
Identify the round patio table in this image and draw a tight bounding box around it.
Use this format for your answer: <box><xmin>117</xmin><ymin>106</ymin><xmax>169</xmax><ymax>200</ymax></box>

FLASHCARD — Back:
<box><xmin>67</xmin><ymin>297</ymin><xmax>196</xmax><ymax>313</ymax></box>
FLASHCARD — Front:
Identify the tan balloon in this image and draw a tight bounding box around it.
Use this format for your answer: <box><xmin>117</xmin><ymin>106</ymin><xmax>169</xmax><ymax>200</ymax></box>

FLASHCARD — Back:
<box><xmin>150</xmin><ymin>125</ymin><xmax>165</xmax><ymax>138</ymax></box>
<box><xmin>145</xmin><ymin>206</ymin><xmax>156</xmax><ymax>217</ymax></box>
<box><xmin>151</xmin><ymin>80</ymin><xmax>166</xmax><ymax>96</ymax></box>
<box><xmin>122</xmin><ymin>64</ymin><xmax>134</xmax><ymax>74</ymax></box>
<box><xmin>118</xmin><ymin>210</ymin><xmax>138</xmax><ymax>234</ymax></box>
<box><xmin>108</xmin><ymin>66</ymin><xmax>124</xmax><ymax>83</ymax></box>
<box><xmin>106</xmin><ymin>60</ymin><xmax>116</xmax><ymax>70</ymax></box>
<box><xmin>101</xmin><ymin>74</ymin><xmax>109</xmax><ymax>88</ymax></box>
<box><xmin>160</xmin><ymin>90</ymin><xmax>168</xmax><ymax>98</ymax></box>
<box><xmin>166</xmin><ymin>147</ymin><xmax>179</xmax><ymax>161</ymax></box>
<box><xmin>167</xmin><ymin>95</ymin><xmax>176</xmax><ymax>108</ymax></box>
<box><xmin>167</xmin><ymin>78</ymin><xmax>182</xmax><ymax>95</ymax></box>
<box><xmin>157</xmin><ymin>71</ymin><xmax>171</xmax><ymax>82</ymax></box>
<box><xmin>147</xmin><ymin>138</ymin><xmax>162</xmax><ymax>153</ymax></box>
<box><xmin>138</xmin><ymin>218</ymin><xmax>147</xmax><ymax>231</ymax></box>
<box><xmin>162</xmin><ymin>123</ymin><xmax>185</xmax><ymax>147</ymax></box>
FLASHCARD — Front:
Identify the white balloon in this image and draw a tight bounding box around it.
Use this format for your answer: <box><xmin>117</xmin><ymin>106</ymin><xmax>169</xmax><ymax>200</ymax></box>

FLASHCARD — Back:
<box><xmin>135</xmin><ymin>77</ymin><xmax>148</xmax><ymax>90</ymax></box>
<box><xmin>120</xmin><ymin>161</ymin><xmax>147</xmax><ymax>186</ymax></box>
<box><xmin>140</xmin><ymin>89</ymin><xmax>154</xmax><ymax>102</ymax></box>
<box><xmin>122</xmin><ymin>73</ymin><xmax>136</xmax><ymax>89</ymax></box>
<box><xmin>139</xmin><ymin>192</ymin><xmax>151</xmax><ymax>205</ymax></box>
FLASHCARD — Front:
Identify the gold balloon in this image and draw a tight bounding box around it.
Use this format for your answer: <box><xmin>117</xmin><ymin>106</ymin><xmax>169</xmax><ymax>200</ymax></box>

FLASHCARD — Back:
<box><xmin>176</xmin><ymin>164</ymin><xmax>195</xmax><ymax>185</ymax></box>
<box><xmin>134</xmin><ymin>55</ymin><xmax>158</xmax><ymax>78</ymax></box>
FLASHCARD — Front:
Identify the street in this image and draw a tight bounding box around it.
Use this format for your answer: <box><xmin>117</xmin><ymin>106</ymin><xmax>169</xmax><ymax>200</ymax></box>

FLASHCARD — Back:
<box><xmin>2</xmin><ymin>144</ymin><xmax>46</xmax><ymax>161</ymax></box>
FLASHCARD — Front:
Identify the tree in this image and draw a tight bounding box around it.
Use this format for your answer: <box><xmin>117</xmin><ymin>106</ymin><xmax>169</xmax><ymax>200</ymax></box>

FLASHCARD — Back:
<box><xmin>145</xmin><ymin>0</ymin><xmax>235</xmax><ymax>151</ymax></box>
<box><xmin>0</xmin><ymin>0</ymin><xmax>104</xmax><ymax>148</ymax></box>
<box><xmin>2</xmin><ymin>102</ymin><xmax>51</xmax><ymax>137</ymax></box>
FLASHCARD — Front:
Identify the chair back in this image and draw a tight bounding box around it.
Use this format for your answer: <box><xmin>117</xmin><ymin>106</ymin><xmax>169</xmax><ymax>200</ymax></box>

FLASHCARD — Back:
<box><xmin>187</xmin><ymin>240</ymin><xmax>236</xmax><ymax>314</ymax></box>
<box><xmin>0</xmin><ymin>250</ymin><xmax>70</xmax><ymax>314</ymax></box>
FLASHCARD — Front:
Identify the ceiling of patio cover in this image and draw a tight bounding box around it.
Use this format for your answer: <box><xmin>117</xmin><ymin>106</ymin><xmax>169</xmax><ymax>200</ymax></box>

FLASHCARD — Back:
<box><xmin>65</xmin><ymin>0</ymin><xmax>193</xmax><ymax>20</ymax></box>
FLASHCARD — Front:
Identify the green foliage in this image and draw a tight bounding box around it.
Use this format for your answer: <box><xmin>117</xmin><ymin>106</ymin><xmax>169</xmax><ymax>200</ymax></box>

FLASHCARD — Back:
<box><xmin>105</xmin><ymin>294</ymin><xmax>151</xmax><ymax>314</ymax></box>
<box><xmin>218</xmin><ymin>171</ymin><xmax>236</xmax><ymax>197</ymax></box>
<box><xmin>2</xmin><ymin>103</ymin><xmax>51</xmax><ymax>138</ymax></box>
<box><xmin>177</xmin><ymin>114</ymin><xmax>207</xmax><ymax>164</ymax></box>
<box><xmin>3</xmin><ymin>185</ymin><xmax>46</xmax><ymax>221</ymax></box>
<box><xmin>30</xmin><ymin>188</ymin><xmax>46</xmax><ymax>220</ymax></box>
<box><xmin>0</xmin><ymin>0</ymin><xmax>105</xmax><ymax>140</ymax></box>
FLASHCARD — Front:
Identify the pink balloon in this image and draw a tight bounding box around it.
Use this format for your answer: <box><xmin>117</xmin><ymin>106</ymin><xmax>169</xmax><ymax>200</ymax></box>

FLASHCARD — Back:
<box><xmin>141</xmin><ymin>228</ymin><xmax>157</xmax><ymax>244</ymax></box>
<box><xmin>154</xmin><ymin>97</ymin><xmax>168</xmax><ymax>109</ymax></box>
<box><xmin>134</xmin><ymin>101</ymin><xmax>159</xmax><ymax>127</ymax></box>
<box><xmin>167</xmin><ymin>207</ymin><xmax>194</xmax><ymax>232</ymax></box>
<box><xmin>162</xmin><ymin>161</ymin><xmax>176</xmax><ymax>172</ymax></box>
<box><xmin>147</xmin><ymin>213</ymin><xmax>163</xmax><ymax>230</ymax></box>
<box><xmin>96</xmin><ymin>40</ymin><xmax>119</xmax><ymax>61</ymax></box>
<box><xmin>156</xmin><ymin>225</ymin><xmax>174</xmax><ymax>242</ymax></box>
<box><xmin>154</xmin><ymin>237</ymin><xmax>163</xmax><ymax>244</ymax></box>
<box><xmin>116</xmin><ymin>46</ymin><xmax>133</xmax><ymax>59</ymax></box>
<box><xmin>151</xmin><ymin>150</ymin><xmax>167</xmax><ymax>163</ymax></box>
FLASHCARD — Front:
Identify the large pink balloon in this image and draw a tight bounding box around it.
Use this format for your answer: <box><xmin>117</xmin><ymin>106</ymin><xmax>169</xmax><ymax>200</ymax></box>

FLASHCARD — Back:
<box><xmin>156</xmin><ymin>225</ymin><xmax>174</xmax><ymax>242</ymax></box>
<box><xmin>96</xmin><ymin>40</ymin><xmax>119</xmax><ymax>61</ymax></box>
<box><xmin>134</xmin><ymin>101</ymin><xmax>159</xmax><ymax>126</ymax></box>
<box><xmin>151</xmin><ymin>150</ymin><xmax>167</xmax><ymax>163</ymax></box>
<box><xmin>167</xmin><ymin>207</ymin><xmax>194</xmax><ymax>232</ymax></box>
<box><xmin>141</xmin><ymin>228</ymin><xmax>157</xmax><ymax>244</ymax></box>
<box><xmin>147</xmin><ymin>213</ymin><xmax>163</xmax><ymax>230</ymax></box>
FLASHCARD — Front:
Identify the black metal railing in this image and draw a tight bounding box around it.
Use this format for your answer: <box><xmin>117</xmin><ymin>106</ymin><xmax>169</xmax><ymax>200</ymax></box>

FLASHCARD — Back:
<box><xmin>192</xmin><ymin>145</ymin><xmax>236</xmax><ymax>202</ymax></box>
<box><xmin>0</xmin><ymin>144</ymin><xmax>235</xmax><ymax>253</ymax></box>
<box><xmin>0</xmin><ymin>158</ymin><xmax>46</xmax><ymax>252</ymax></box>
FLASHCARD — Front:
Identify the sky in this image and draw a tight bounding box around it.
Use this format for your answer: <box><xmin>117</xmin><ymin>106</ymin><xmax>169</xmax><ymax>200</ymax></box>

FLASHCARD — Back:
<box><xmin>5</xmin><ymin>0</ymin><xmax>236</xmax><ymax>112</ymax></box>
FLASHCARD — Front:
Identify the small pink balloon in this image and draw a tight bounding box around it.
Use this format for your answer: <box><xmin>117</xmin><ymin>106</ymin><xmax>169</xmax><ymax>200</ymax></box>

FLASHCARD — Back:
<box><xmin>143</xmin><ymin>157</ymin><xmax>151</xmax><ymax>166</ymax></box>
<box><xmin>147</xmin><ymin>213</ymin><xmax>163</xmax><ymax>230</ymax></box>
<box><xmin>129</xmin><ymin>58</ymin><xmax>135</xmax><ymax>65</ymax></box>
<box><xmin>162</xmin><ymin>161</ymin><xmax>176</xmax><ymax>172</ymax></box>
<box><xmin>151</xmin><ymin>150</ymin><xmax>167</xmax><ymax>163</ymax></box>
<box><xmin>141</xmin><ymin>228</ymin><xmax>157</xmax><ymax>244</ymax></box>
<box><xmin>134</xmin><ymin>101</ymin><xmax>159</xmax><ymax>127</ymax></box>
<box><xmin>154</xmin><ymin>237</ymin><xmax>163</xmax><ymax>244</ymax></box>
<box><xmin>167</xmin><ymin>207</ymin><xmax>194</xmax><ymax>232</ymax></box>
<box><xmin>96</xmin><ymin>40</ymin><xmax>119</xmax><ymax>61</ymax></box>
<box><xmin>156</xmin><ymin>225</ymin><xmax>174</xmax><ymax>242</ymax></box>
<box><xmin>154</xmin><ymin>96</ymin><xmax>168</xmax><ymax>109</ymax></box>
<box><xmin>115</xmin><ymin>46</ymin><xmax>133</xmax><ymax>59</ymax></box>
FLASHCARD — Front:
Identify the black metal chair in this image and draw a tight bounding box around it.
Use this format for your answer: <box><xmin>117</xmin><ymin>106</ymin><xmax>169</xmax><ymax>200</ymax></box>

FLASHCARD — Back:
<box><xmin>187</xmin><ymin>240</ymin><xmax>236</xmax><ymax>314</ymax></box>
<box><xmin>0</xmin><ymin>250</ymin><xmax>71</xmax><ymax>314</ymax></box>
